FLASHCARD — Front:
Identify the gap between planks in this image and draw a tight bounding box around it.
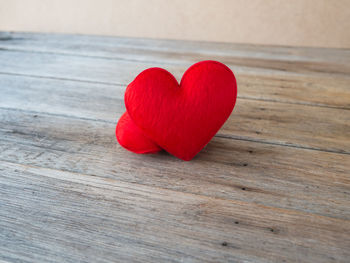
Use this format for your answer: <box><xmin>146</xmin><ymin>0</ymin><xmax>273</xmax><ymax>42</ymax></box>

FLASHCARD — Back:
<box><xmin>1</xmin><ymin>105</ymin><xmax>349</xmax><ymax>156</ymax></box>
<box><xmin>1</xmin><ymin>107</ymin><xmax>349</xmax><ymax>220</ymax></box>
<box><xmin>0</xmin><ymin>48</ymin><xmax>350</xmax><ymax>109</ymax></box>
<box><xmin>0</xmin><ymin>71</ymin><xmax>349</xmax><ymax>111</ymax></box>
<box><xmin>1</xmin><ymin>160</ymin><xmax>349</xmax><ymax>262</ymax></box>
<box><xmin>1</xmin><ymin>32</ymin><xmax>350</xmax><ymax>75</ymax></box>
<box><xmin>1</xmin><ymin>70</ymin><xmax>349</xmax><ymax>154</ymax></box>
<box><xmin>1</xmin><ymin>45</ymin><xmax>350</xmax><ymax>79</ymax></box>
<box><xmin>2</xmin><ymin>158</ymin><xmax>349</xmax><ymax>222</ymax></box>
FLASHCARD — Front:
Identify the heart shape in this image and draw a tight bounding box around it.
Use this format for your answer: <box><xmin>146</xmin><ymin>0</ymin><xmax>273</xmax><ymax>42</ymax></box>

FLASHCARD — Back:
<box><xmin>116</xmin><ymin>60</ymin><xmax>237</xmax><ymax>161</ymax></box>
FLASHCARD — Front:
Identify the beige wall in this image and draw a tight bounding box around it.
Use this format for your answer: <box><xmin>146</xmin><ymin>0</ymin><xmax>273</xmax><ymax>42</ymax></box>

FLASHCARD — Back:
<box><xmin>0</xmin><ymin>0</ymin><xmax>349</xmax><ymax>48</ymax></box>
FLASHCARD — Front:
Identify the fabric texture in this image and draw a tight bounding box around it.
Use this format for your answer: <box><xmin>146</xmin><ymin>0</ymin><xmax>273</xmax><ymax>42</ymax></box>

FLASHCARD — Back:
<box><xmin>116</xmin><ymin>111</ymin><xmax>162</xmax><ymax>154</ymax></box>
<box><xmin>116</xmin><ymin>60</ymin><xmax>237</xmax><ymax>161</ymax></box>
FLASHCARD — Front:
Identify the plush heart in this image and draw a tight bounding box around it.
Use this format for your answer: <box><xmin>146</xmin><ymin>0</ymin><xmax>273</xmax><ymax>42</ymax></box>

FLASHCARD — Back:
<box><xmin>116</xmin><ymin>111</ymin><xmax>162</xmax><ymax>154</ymax></box>
<box><xmin>121</xmin><ymin>60</ymin><xmax>237</xmax><ymax>161</ymax></box>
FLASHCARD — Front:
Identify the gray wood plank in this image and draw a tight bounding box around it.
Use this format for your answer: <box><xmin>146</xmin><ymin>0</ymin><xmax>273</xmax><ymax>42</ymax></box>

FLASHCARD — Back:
<box><xmin>1</xmin><ymin>108</ymin><xmax>349</xmax><ymax>220</ymax></box>
<box><xmin>1</xmin><ymin>35</ymin><xmax>350</xmax><ymax>109</ymax></box>
<box><xmin>1</xmin><ymin>74</ymin><xmax>349</xmax><ymax>154</ymax></box>
<box><xmin>1</xmin><ymin>32</ymin><xmax>350</xmax><ymax>75</ymax></box>
<box><xmin>1</xmin><ymin>160</ymin><xmax>349</xmax><ymax>263</ymax></box>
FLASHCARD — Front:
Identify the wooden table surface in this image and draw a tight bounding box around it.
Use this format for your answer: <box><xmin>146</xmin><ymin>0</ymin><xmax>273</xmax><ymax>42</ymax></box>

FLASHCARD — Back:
<box><xmin>0</xmin><ymin>32</ymin><xmax>349</xmax><ymax>263</ymax></box>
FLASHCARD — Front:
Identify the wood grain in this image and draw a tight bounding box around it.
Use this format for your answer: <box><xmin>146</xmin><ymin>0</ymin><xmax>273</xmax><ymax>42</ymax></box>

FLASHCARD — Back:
<box><xmin>1</xmin><ymin>108</ymin><xmax>349</xmax><ymax>220</ymax></box>
<box><xmin>0</xmin><ymin>74</ymin><xmax>349</xmax><ymax>153</ymax></box>
<box><xmin>1</xmin><ymin>160</ymin><xmax>349</xmax><ymax>263</ymax></box>
<box><xmin>1</xmin><ymin>32</ymin><xmax>350</xmax><ymax>109</ymax></box>
<box><xmin>0</xmin><ymin>32</ymin><xmax>349</xmax><ymax>262</ymax></box>
<box><xmin>1</xmin><ymin>32</ymin><xmax>350</xmax><ymax>72</ymax></box>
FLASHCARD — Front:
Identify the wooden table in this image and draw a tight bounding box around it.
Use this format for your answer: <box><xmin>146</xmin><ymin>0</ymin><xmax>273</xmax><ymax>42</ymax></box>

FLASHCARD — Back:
<box><xmin>0</xmin><ymin>32</ymin><xmax>349</xmax><ymax>263</ymax></box>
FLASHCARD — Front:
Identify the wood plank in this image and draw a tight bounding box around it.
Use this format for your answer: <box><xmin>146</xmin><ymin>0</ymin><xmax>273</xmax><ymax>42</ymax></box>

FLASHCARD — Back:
<box><xmin>1</xmin><ymin>160</ymin><xmax>349</xmax><ymax>263</ymax></box>
<box><xmin>238</xmin><ymin>74</ymin><xmax>350</xmax><ymax>109</ymax></box>
<box><xmin>1</xmin><ymin>36</ymin><xmax>350</xmax><ymax>110</ymax></box>
<box><xmin>1</xmin><ymin>74</ymin><xmax>349</xmax><ymax>154</ymax></box>
<box><xmin>1</xmin><ymin>32</ymin><xmax>350</xmax><ymax>75</ymax></box>
<box><xmin>1</xmin><ymin>108</ymin><xmax>349</xmax><ymax>220</ymax></box>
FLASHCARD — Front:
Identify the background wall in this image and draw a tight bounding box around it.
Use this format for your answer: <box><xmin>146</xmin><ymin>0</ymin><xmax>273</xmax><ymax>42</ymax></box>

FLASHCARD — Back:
<box><xmin>0</xmin><ymin>0</ymin><xmax>349</xmax><ymax>48</ymax></box>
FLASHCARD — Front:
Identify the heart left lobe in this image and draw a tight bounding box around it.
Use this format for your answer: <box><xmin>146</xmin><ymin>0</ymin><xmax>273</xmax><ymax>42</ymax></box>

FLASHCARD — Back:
<box><xmin>116</xmin><ymin>111</ymin><xmax>162</xmax><ymax>154</ymax></box>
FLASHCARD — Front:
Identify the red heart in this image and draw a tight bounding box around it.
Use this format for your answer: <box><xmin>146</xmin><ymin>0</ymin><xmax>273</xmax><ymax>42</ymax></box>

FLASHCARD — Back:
<box><xmin>116</xmin><ymin>111</ymin><xmax>162</xmax><ymax>154</ymax></box>
<box><xmin>117</xmin><ymin>60</ymin><xmax>237</xmax><ymax>161</ymax></box>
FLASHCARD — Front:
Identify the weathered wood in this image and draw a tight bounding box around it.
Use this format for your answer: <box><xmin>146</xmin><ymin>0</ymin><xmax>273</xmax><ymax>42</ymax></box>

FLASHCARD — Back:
<box><xmin>1</xmin><ymin>32</ymin><xmax>350</xmax><ymax>75</ymax></box>
<box><xmin>1</xmin><ymin>108</ymin><xmax>349</xmax><ymax>220</ymax></box>
<box><xmin>1</xmin><ymin>160</ymin><xmax>350</xmax><ymax>263</ymax></box>
<box><xmin>238</xmin><ymin>74</ymin><xmax>350</xmax><ymax>109</ymax></box>
<box><xmin>0</xmin><ymin>32</ymin><xmax>350</xmax><ymax>263</ymax></box>
<box><xmin>1</xmin><ymin>74</ymin><xmax>349</xmax><ymax>153</ymax></box>
<box><xmin>0</xmin><ymin>38</ymin><xmax>350</xmax><ymax>109</ymax></box>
